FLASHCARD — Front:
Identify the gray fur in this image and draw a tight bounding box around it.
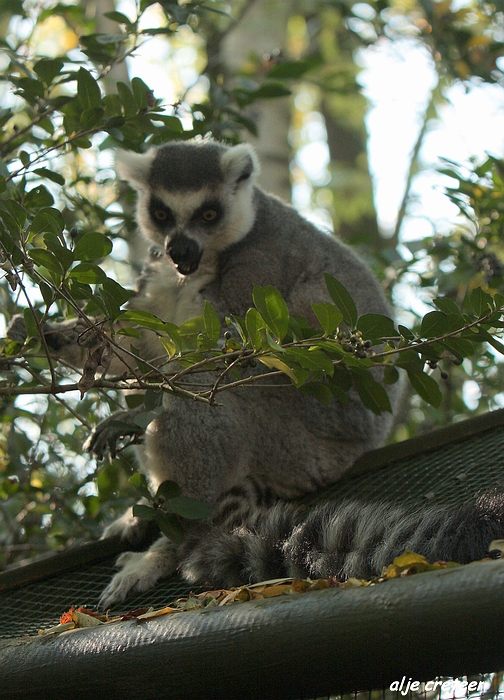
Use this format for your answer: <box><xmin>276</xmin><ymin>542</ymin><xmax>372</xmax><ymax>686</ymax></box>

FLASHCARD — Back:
<box><xmin>95</xmin><ymin>140</ymin><xmax>404</xmax><ymax>605</ymax></box>
<box><xmin>10</xmin><ymin>139</ymin><xmax>408</xmax><ymax>606</ymax></box>
<box><xmin>149</xmin><ymin>141</ymin><xmax>227</xmax><ymax>191</ymax></box>
<box><xmin>180</xmin><ymin>493</ymin><xmax>504</xmax><ymax>587</ymax></box>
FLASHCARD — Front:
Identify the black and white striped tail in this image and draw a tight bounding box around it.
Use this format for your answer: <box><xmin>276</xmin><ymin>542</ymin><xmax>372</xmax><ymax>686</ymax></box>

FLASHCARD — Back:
<box><xmin>180</xmin><ymin>490</ymin><xmax>504</xmax><ymax>588</ymax></box>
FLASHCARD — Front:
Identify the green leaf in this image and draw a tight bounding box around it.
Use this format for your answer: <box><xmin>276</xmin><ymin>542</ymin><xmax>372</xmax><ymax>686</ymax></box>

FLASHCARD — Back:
<box><xmin>30</xmin><ymin>208</ymin><xmax>65</xmax><ymax>237</ymax></box>
<box><xmin>469</xmin><ymin>287</ymin><xmax>494</xmax><ymax>318</ymax></box>
<box><xmin>252</xmin><ymin>285</ymin><xmax>289</xmax><ymax>341</ymax></box>
<box><xmin>324</xmin><ymin>274</ymin><xmax>357</xmax><ymax>328</ymax></box>
<box><xmin>129</xmin><ymin>472</ymin><xmax>152</xmax><ymax>500</ymax></box>
<box><xmin>285</xmin><ymin>347</ymin><xmax>334</xmax><ymax>375</ymax></box>
<box><xmin>77</xmin><ymin>67</ymin><xmax>101</xmax><ymax>109</ymax></box>
<box><xmin>131</xmin><ymin>77</ymin><xmax>151</xmax><ymax>110</ymax></box>
<box><xmin>420</xmin><ymin>311</ymin><xmax>448</xmax><ymax>338</ymax></box>
<box><xmin>117</xmin><ymin>81</ymin><xmax>137</xmax><ymax>116</ymax></box>
<box><xmin>79</xmin><ymin>106</ymin><xmax>105</xmax><ymax>130</ymax></box>
<box><xmin>154</xmin><ymin>510</ymin><xmax>184</xmax><ymax>544</ymax></box>
<box><xmin>476</xmin><ymin>327</ymin><xmax>504</xmax><ymax>355</ymax></box>
<box><xmin>33</xmin><ymin>168</ymin><xmax>65</xmax><ymax>185</ymax></box>
<box><xmin>145</xmin><ymin>388</ymin><xmax>162</xmax><ymax>411</ymax></box>
<box><xmin>311</xmin><ymin>302</ymin><xmax>343</xmax><ymax>335</ymax></box>
<box><xmin>118</xmin><ymin>327</ymin><xmax>142</xmax><ymax>339</ymax></box>
<box><xmin>433</xmin><ymin>297</ymin><xmax>461</xmax><ymax>315</ymax></box>
<box><xmin>154</xmin><ymin>115</ymin><xmax>183</xmax><ymax>133</ymax></box>
<box><xmin>72</xmin><ymin>136</ymin><xmax>93</xmax><ymax>149</ymax></box>
<box><xmin>133</xmin><ymin>406</ymin><xmax>164</xmax><ymax>429</ymax></box>
<box><xmin>203</xmin><ymin>302</ymin><xmax>221</xmax><ymax>344</ymax></box>
<box><xmin>23</xmin><ymin>308</ymin><xmax>40</xmax><ymax>339</ymax></box>
<box><xmin>251</xmin><ymin>82</ymin><xmax>291</xmax><ymax>99</ymax></box>
<box><xmin>268</xmin><ymin>55</ymin><xmax>321</xmax><ymax>79</ymax></box>
<box><xmin>419</xmin><ymin>311</ymin><xmax>465</xmax><ymax>338</ymax></box>
<box><xmin>2</xmin><ymin>200</ymin><xmax>26</xmax><ymax>228</ymax></box>
<box><xmin>119</xmin><ymin>309</ymin><xmax>167</xmax><ymax>332</ymax></box>
<box><xmin>165</xmin><ymin>496</ymin><xmax>212</xmax><ymax>520</ymax></box>
<box><xmin>406</xmin><ymin>370</ymin><xmax>442</xmax><ymax>407</ymax></box>
<box><xmin>439</xmin><ymin>337</ymin><xmax>476</xmax><ymax>361</ymax></box>
<box><xmin>383</xmin><ymin>365</ymin><xmax>400</xmax><ymax>385</ymax></box>
<box><xmin>29</xmin><ymin>248</ymin><xmax>63</xmax><ymax>275</ymax></box>
<box><xmin>158</xmin><ymin>334</ymin><xmax>180</xmax><ymax>359</ymax></box>
<box><xmin>39</xmin><ymin>281</ymin><xmax>54</xmax><ymax>308</ymax></box>
<box><xmin>495</xmin><ymin>293</ymin><xmax>504</xmax><ymax>310</ymax></box>
<box><xmin>326</xmin><ymin>382</ymin><xmax>350</xmax><ymax>406</ymax></box>
<box><xmin>97</xmin><ymin>462</ymin><xmax>119</xmax><ymax>499</ymax></box>
<box><xmin>357</xmin><ymin>314</ymin><xmax>396</xmax><ymax>343</ymax></box>
<box><xmin>132</xmin><ymin>504</ymin><xmax>156</xmax><ymax>520</ymax></box>
<box><xmin>43</xmin><ymin>234</ymin><xmax>73</xmax><ymax>272</ymax></box>
<box><xmin>68</xmin><ymin>263</ymin><xmax>106</xmax><ymax>283</ymax></box>
<box><xmin>300</xmin><ymin>381</ymin><xmax>334</xmax><ymax>405</ymax></box>
<box><xmin>33</xmin><ymin>57</ymin><xmax>64</xmax><ymax>85</ymax></box>
<box><xmin>245</xmin><ymin>308</ymin><xmax>265</xmax><ymax>351</ymax></box>
<box><xmin>395</xmin><ymin>349</ymin><xmax>423</xmax><ymax>372</ymax></box>
<box><xmin>351</xmin><ymin>369</ymin><xmax>392</xmax><ymax>415</ymax></box>
<box><xmin>73</xmin><ymin>232</ymin><xmax>113</xmax><ymax>260</ymax></box>
<box><xmin>332</xmin><ymin>364</ymin><xmax>353</xmax><ymax>391</ymax></box>
<box><xmin>125</xmin><ymin>394</ymin><xmax>145</xmax><ymax>409</ymax></box>
<box><xmin>99</xmin><ymin>277</ymin><xmax>132</xmax><ymax>319</ymax></box>
<box><xmin>25</xmin><ymin>185</ymin><xmax>54</xmax><ymax>208</ymax></box>
<box><xmin>103</xmin><ymin>10</ymin><xmax>133</xmax><ymax>25</ymax></box>
<box><xmin>155</xmin><ymin>480</ymin><xmax>182</xmax><ymax>501</ymax></box>
<box><xmin>398</xmin><ymin>325</ymin><xmax>415</xmax><ymax>341</ymax></box>
<box><xmin>258</xmin><ymin>355</ymin><xmax>298</xmax><ymax>383</ymax></box>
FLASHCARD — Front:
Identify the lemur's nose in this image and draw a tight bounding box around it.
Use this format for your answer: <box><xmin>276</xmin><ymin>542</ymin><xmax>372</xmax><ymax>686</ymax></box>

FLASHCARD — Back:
<box><xmin>166</xmin><ymin>234</ymin><xmax>202</xmax><ymax>275</ymax></box>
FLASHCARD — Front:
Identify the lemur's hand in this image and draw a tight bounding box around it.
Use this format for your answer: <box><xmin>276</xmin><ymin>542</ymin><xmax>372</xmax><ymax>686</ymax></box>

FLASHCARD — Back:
<box><xmin>84</xmin><ymin>408</ymin><xmax>145</xmax><ymax>461</ymax></box>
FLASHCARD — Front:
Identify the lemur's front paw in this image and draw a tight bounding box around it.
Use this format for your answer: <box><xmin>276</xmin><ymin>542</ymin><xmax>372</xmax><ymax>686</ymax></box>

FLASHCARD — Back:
<box><xmin>84</xmin><ymin>409</ymin><xmax>144</xmax><ymax>460</ymax></box>
<box><xmin>98</xmin><ymin>546</ymin><xmax>177</xmax><ymax>609</ymax></box>
<box><xmin>5</xmin><ymin>315</ymin><xmax>28</xmax><ymax>344</ymax></box>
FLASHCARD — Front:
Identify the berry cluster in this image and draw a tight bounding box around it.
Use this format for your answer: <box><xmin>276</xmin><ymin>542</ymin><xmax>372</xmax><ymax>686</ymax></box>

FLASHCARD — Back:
<box><xmin>337</xmin><ymin>330</ymin><xmax>373</xmax><ymax>358</ymax></box>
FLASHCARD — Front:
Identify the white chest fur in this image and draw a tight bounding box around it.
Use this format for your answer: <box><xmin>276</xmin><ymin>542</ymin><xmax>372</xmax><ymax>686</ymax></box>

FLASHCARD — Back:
<box><xmin>134</xmin><ymin>255</ymin><xmax>215</xmax><ymax>327</ymax></box>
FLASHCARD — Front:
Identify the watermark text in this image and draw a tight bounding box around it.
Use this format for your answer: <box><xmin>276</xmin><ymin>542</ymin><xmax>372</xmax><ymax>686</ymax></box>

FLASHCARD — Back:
<box><xmin>390</xmin><ymin>677</ymin><xmax>485</xmax><ymax>695</ymax></box>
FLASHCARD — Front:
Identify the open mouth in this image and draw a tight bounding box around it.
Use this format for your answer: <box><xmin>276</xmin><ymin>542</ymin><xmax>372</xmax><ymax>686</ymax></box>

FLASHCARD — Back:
<box><xmin>175</xmin><ymin>260</ymin><xmax>199</xmax><ymax>275</ymax></box>
<box><xmin>166</xmin><ymin>236</ymin><xmax>202</xmax><ymax>276</ymax></box>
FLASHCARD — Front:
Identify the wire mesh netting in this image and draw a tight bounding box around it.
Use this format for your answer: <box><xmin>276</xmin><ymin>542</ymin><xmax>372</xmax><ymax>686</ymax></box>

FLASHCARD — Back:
<box><xmin>3</xmin><ymin>416</ymin><xmax>504</xmax><ymax>640</ymax></box>
<box><xmin>306</xmin><ymin>422</ymin><xmax>504</xmax><ymax>510</ymax></box>
<box><xmin>2</xmin><ymin>413</ymin><xmax>504</xmax><ymax>699</ymax></box>
<box><xmin>0</xmin><ymin>562</ymin><xmax>198</xmax><ymax>639</ymax></box>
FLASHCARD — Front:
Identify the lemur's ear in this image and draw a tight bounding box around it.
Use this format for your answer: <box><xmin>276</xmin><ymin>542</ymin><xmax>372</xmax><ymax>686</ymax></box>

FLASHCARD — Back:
<box><xmin>115</xmin><ymin>149</ymin><xmax>156</xmax><ymax>188</ymax></box>
<box><xmin>220</xmin><ymin>143</ymin><xmax>260</xmax><ymax>187</ymax></box>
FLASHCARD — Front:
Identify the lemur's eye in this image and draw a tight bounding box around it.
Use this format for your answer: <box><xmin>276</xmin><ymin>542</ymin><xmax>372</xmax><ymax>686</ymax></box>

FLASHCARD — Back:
<box><xmin>149</xmin><ymin>198</ymin><xmax>174</xmax><ymax>226</ymax></box>
<box><xmin>201</xmin><ymin>209</ymin><xmax>218</xmax><ymax>223</ymax></box>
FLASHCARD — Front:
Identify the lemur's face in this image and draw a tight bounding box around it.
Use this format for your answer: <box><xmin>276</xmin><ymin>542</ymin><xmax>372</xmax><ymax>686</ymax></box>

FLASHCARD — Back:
<box><xmin>115</xmin><ymin>141</ymin><xmax>259</xmax><ymax>276</ymax></box>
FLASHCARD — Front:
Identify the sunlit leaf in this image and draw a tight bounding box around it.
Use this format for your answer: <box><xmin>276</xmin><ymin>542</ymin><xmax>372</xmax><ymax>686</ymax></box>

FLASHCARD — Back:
<box><xmin>73</xmin><ymin>232</ymin><xmax>113</xmax><ymax>261</ymax></box>
<box><xmin>203</xmin><ymin>302</ymin><xmax>221</xmax><ymax>344</ymax></box>
<box><xmin>324</xmin><ymin>274</ymin><xmax>357</xmax><ymax>328</ymax></box>
<box><xmin>311</xmin><ymin>302</ymin><xmax>343</xmax><ymax>335</ymax></box>
<box><xmin>252</xmin><ymin>285</ymin><xmax>290</xmax><ymax>341</ymax></box>
<box><xmin>77</xmin><ymin>67</ymin><xmax>101</xmax><ymax>109</ymax></box>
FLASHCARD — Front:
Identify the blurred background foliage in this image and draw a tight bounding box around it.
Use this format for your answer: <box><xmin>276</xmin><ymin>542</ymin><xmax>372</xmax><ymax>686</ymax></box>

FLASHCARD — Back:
<box><xmin>1</xmin><ymin>0</ymin><xmax>504</xmax><ymax>566</ymax></box>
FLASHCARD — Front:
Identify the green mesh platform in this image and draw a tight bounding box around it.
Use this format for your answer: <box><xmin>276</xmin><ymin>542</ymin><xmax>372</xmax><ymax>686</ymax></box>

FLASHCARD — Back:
<box><xmin>0</xmin><ymin>564</ymin><xmax>200</xmax><ymax>639</ymax></box>
<box><xmin>306</xmin><ymin>416</ymin><xmax>504</xmax><ymax>509</ymax></box>
<box><xmin>2</xmin><ymin>409</ymin><xmax>504</xmax><ymax>641</ymax></box>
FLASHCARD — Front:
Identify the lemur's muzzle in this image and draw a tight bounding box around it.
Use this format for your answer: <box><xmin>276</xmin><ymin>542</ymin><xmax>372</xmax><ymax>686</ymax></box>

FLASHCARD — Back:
<box><xmin>166</xmin><ymin>235</ymin><xmax>202</xmax><ymax>275</ymax></box>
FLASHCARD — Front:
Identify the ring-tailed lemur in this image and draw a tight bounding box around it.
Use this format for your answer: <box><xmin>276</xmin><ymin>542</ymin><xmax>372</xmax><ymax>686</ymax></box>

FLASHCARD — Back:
<box><xmin>7</xmin><ymin>140</ymin><xmax>504</xmax><ymax>605</ymax></box>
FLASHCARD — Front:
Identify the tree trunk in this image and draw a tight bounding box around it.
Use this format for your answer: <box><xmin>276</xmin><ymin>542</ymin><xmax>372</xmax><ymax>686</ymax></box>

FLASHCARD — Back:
<box><xmin>219</xmin><ymin>0</ymin><xmax>295</xmax><ymax>201</ymax></box>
